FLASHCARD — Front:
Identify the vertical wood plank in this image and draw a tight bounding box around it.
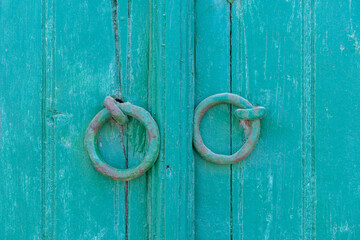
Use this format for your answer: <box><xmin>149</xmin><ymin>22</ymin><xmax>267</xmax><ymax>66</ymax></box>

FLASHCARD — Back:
<box><xmin>42</xmin><ymin>0</ymin><xmax>56</xmax><ymax>237</ymax></box>
<box><xmin>148</xmin><ymin>0</ymin><xmax>195</xmax><ymax>238</ymax></box>
<box><xmin>231</xmin><ymin>0</ymin><xmax>303</xmax><ymax>238</ymax></box>
<box><xmin>112</xmin><ymin>0</ymin><xmax>128</xmax><ymax>238</ymax></box>
<box><xmin>53</xmin><ymin>0</ymin><xmax>122</xmax><ymax>238</ymax></box>
<box><xmin>301</xmin><ymin>0</ymin><xmax>316</xmax><ymax>239</ymax></box>
<box><xmin>315</xmin><ymin>0</ymin><xmax>360</xmax><ymax>238</ymax></box>
<box><xmin>163</xmin><ymin>0</ymin><xmax>195</xmax><ymax>239</ymax></box>
<box><xmin>177</xmin><ymin>0</ymin><xmax>196</xmax><ymax>238</ymax></box>
<box><xmin>195</xmin><ymin>0</ymin><xmax>231</xmax><ymax>239</ymax></box>
<box><xmin>0</xmin><ymin>0</ymin><xmax>42</xmax><ymax>238</ymax></box>
<box><xmin>148</xmin><ymin>0</ymin><xmax>167</xmax><ymax>238</ymax></box>
<box><xmin>121</xmin><ymin>0</ymin><xmax>151</xmax><ymax>239</ymax></box>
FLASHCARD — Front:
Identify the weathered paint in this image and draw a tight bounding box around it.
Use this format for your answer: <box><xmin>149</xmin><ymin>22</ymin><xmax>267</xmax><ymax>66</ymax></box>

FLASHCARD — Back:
<box><xmin>84</xmin><ymin>98</ymin><xmax>160</xmax><ymax>181</ymax></box>
<box><xmin>235</xmin><ymin>106</ymin><xmax>266</xmax><ymax>120</ymax></box>
<box><xmin>0</xmin><ymin>0</ymin><xmax>43</xmax><ymax>238</ymax></box>
<box><xmin>1</xmin><ymin>0</ymin><xmax>360</xmax><ymax>239</ymax></box>
<box><xmin>194</xmin><ymin>0</ymin><xmax>232</xmax><ymax>237</ymax></box>
<box><xmin>193</xmin><ymin>93</ymin><xmax>264</xmax><ymax>164</ymax></box>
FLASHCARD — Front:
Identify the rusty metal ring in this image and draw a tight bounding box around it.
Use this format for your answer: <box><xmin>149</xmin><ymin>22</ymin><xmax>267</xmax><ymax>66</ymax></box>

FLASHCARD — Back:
<box><xmin>193</xmin><ymin>93</ymin><xmax>265</xmax><ymax>164</ymax></box>
<box><xmin>103</xmin><ymin>96</ymin><xmax>129</xmax><ymax>125</ymax></box>
<box><xmin>84</xmin><ymin>99</ymin><xmax>160</xmax><ymax>181</ymax></box>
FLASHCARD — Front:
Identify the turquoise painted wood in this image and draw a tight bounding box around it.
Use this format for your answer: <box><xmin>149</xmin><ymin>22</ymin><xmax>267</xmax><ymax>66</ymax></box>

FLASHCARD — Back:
<box><xmin>1</xmin><ymin>0</ymin><xmax>360</xmax><ymax>239</ymax></box>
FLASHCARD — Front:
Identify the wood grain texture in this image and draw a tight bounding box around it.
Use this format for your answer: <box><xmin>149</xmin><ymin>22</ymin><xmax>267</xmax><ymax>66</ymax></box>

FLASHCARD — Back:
<box><xmin>119</xmin><ymin>0</ymin><xmax>150</xmax><ymax>239</ymax></box>
<box><xmin>0</xmin><ymin>0</ymin><xmax>42</xmax><ymax>238</ymax></box>
<box><xmin>301</xmin><ymin>0</ymin><xmax>316</xmax><ymax>239</ymax></box>
<box><xmin>148</xmin><ymin>0</ymin><xmax>195</xmax><ymax>238</ymax></box>
<box><xmin>148</xmin><ymin>0</ymin><xmax>167</xmax><ymax>238</ymax></box>
<box><xmin>231</xmin><ymin>1</ymin><xmax>304</xmax><ymax>239</ymax></box>
<box><xmin>315</xmin><ymin>0</ymin><xmax>360</xmax><ymax>238</ymax></box>
<box><xmin>1</xmin><ymin>0</ymin><xmax>360</xmax><ymax>238</ymax></box>
<box><xmin>42</xmin><ymin>0</ymin><xmax>56</xmax><ymax>237</ymax></box>
<box><xmin>163</xmin><ymin>0</ymin><xmax>195</xmax><ymax>239</ymax></box>
<box><xmin>53</xmin><ymin>0</ymin><xmax>120</xmax><ymax>238</ymax></box>
<box><xmin>194</xmin><ymin>0</ymin><xmax>231</xmax><ymax>239</ymax></box>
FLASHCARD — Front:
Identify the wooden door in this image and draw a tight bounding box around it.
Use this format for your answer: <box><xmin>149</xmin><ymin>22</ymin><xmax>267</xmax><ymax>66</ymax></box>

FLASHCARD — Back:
<box><xmin>1</xmin><ymin>0</ymin><xmax>359</xmax><ymax>239</ymax></box>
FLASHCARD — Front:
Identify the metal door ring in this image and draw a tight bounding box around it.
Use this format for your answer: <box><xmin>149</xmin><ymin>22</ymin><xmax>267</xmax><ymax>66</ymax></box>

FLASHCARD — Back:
<box><xmin>84</xmin><ymin>97</ymin><xmax>160</xmax><ymax>181</ymax></box>
<box><xmin>193</xmin><ymin>93</ymin><xmax>265</xmax><ymax>164</ymax></box>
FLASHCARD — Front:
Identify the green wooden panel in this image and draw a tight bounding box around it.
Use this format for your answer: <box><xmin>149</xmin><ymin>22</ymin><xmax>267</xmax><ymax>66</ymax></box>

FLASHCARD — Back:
<box><xmin>163</xmin><ymin>0</ymin><xmax>195</xmax><ymax>239</ymax></box>
<box><xmin>2</xmin><ymin>0</ymin><xmax>360</xmax><ymax>239</ymax></box>
<box><xmin>301</xmin><ymin>1</ymin><xmax>316</xmax><ymax>239</ymax></box>
<box><xmin>148</xmin><ymin>0</ymin><xmax>195</xmax><ymax>239</ymax></box>
<box><xmin>53</xmin><ymin>0</ymin><xmax>121</xmax><ymax>238</ymax></box>
<box><xmin>315</xmin><ymin>0</ymin><xmax>360</xmax><ymax>238</ymax></box>
<box><xmin>231</xmin><ymin>0</ymin><xmax>304</xmax><ymax>239</ymax></box>
<box><xmin>195</xmin><ymin>0</ymin><xmax>231</xmax><ymax>239</ymax></box>
<box><xmin>119</xmin><ymin>0</ymin><xmax>150</xmax><ymax>239</ymax></box>
<box><xmin>0</xmin><ymin>0</ymin><xmax>42</xmax><ymax>238</ymax></box>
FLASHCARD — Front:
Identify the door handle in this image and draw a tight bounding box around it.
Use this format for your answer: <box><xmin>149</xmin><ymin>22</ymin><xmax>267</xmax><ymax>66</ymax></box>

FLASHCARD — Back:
<box><xmin>84</xmin><ymin>96</ymin><xmax>160</xmax><ymax>181</ymax></box>
<box><xmin>193</xmin><ymin>93</ymin><xmax>265</xmax><ymax>164</ymax></box>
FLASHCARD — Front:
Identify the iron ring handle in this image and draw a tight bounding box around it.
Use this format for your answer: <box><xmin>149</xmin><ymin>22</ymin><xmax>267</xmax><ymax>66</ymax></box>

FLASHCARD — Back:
<box><xmin>84</xmin><ymin>96</ymin><xmax>160</xmax><ymax>181</ymax></box>
<box><xmin>193</xmin><ymin>93</ymin><xmax>265</xmax><ymax>164</ymax></box>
